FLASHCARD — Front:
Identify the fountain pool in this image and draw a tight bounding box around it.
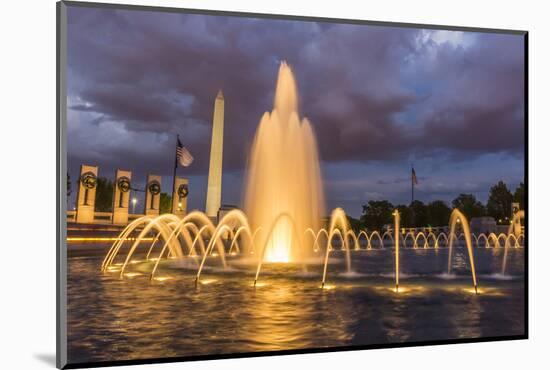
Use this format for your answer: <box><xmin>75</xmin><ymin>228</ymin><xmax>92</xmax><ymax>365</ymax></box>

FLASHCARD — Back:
<box><xmin>69</xmin><ymin>246</ymin><xmax>525</xmax><ymax>364</ymax></box>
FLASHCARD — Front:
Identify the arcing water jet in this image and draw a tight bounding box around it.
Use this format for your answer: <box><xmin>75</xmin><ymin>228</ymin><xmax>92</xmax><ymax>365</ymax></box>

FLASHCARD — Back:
<box><xmin>321</xmin><ymin>208</ymin><xmax>351</xmax><ymax>288</ymax></box>
<box><xmin>447</xmin><ymin>209</ymin><xmax>478</xmax><ymax>294</ymax></box>
<box><xmin>502</xmin><ymin>210</ymin><xmax>525</xmax><ymax>274</ymax></box>
<box><xmin>393</xmin><ymin>209</ymin><xmax>400</xmax><ymax>292</ymax></box>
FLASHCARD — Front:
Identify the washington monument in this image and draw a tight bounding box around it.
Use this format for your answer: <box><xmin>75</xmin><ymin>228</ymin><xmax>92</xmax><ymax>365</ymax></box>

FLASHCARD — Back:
<box><xmin>205</xmin><ymin>90</ymin><xmax>225</xmax><ymax>218</ymax></box>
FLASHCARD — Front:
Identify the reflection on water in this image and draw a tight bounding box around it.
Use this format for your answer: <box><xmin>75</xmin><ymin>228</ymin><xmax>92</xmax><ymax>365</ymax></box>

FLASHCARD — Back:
<box><xmin>67</xmin><ymin>247</ymin><xmax>524</xmax><ymax>365</ymax></box>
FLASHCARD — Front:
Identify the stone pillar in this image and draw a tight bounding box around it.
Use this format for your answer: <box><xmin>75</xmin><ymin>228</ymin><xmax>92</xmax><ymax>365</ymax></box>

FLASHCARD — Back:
<box><xmin>205</xmin><ymin>90</ymin><xmax>224</xmax><ymax>218</ymax></box>
<box><xmin>75</xmin><ymin>164</ymin><xmax>98</xmax><ymax>224</ymax></box>
<box><xmin>112</xmin><ymin>169</ymin><xmax>132</xmax><ymax>225</ymax></box>
<box><xmin>171</xmin><ymin>177</ymin><xmax>189</xmax><ymax>217</ymax></box>
<box><xmin>144</xmin><ymin>175</ymin><xmax>161</xmax><ymax>216</ymax></box>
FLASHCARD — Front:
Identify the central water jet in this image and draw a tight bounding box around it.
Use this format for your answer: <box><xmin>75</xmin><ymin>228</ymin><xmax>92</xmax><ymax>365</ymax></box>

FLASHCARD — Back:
<box><xmin>245</xmin><ymin>62</ymin><xmax>325</xmax><ymax>263</ymax></box>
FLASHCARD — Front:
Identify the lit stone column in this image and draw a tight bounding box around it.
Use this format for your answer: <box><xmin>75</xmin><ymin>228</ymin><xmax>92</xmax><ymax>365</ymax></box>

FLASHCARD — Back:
<box><xmin>144</xmin><ymin>175</ymin><xmax>161</xmax><ymax>216</ymax></box>
<box><xmin>205</xmin><ymin>90</ymin><xmax>224</xmax><ymax>219</ymax></box>
<box><xmin>112</xmin><ymin>169</ymin><xmax>132</xmax><ymax>225</ymax></box>
<box><xmin>75</xmin><ymin>164</ymin><xmax>98</xmax><ymax>224</ymax></box>
<box><xmin>171</xmin><ymin>177</ymin><xmax>189</xmax><ymax>217</ymax></box>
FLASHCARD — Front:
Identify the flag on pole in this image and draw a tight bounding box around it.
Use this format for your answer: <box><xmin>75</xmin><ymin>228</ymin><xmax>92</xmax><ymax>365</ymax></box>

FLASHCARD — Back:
<box><xmin>411</xmin><ymin>167</ymin><xmax>418</xmax><ymax>185</ymax></box>
<box><xmin>176</xmin><ymin>137</ymin><xmax>194</xmax><ymax>167</ymax></box>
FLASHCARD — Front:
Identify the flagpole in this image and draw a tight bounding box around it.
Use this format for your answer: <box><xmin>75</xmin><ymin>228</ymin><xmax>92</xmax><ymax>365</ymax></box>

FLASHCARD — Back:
<box><xmin>411</xmin><ymin>165</ymin><xmax>415</xmax><ymax>230</ymax></box>
<box><xmin>172</xmin><ymin>134</ymin><xmax>179</xmax><ymax>210</ymax></box>
<box><xmin>411</xmin><ymin>166</ymin><xmax>414</xmax><ymax>204</ymax></box>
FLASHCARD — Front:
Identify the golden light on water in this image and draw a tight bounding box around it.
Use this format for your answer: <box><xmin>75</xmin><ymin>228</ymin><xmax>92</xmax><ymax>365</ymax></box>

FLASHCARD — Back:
<box><xmin>153</xmin><ymin>276</ymin><xmax>173</xmax><ymax>282</ymax></box>
<box><xmin>392</xmin><ymin>286</ymin><xmax>411</xmax><ymax>294</ymax></box>
<box><xmin>200</xmin><ymin>279</ymin><xmax>217</xmax><ymax>285</ymax></box>
<box><xmin>459</xmin><ymin>287</ymin><xmax>505</xmax><ymax>296</ymax></box>
<box><xmin>124</xmin><ymin>272</ymin><xmax>142</xmax><ymax>278</ymax></box>
<box><xmin>374</xmin><ymin>285</ymin><xmax>427</xmax><ymax>295</ymax></box>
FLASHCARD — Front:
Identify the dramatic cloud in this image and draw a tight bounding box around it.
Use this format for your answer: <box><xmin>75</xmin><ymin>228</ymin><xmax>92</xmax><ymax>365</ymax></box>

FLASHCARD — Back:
<box><xmin>66</xmin><ymin>6</ymin><xmax>525</xmax><ymax>216</ymax></box>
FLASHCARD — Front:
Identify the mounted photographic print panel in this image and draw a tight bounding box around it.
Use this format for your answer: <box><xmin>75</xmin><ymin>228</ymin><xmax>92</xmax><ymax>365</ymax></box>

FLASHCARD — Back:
<box><xmin>57</xmin><ymin>1</ymin><xmax>527</xmax><ymax>368</ymax></box>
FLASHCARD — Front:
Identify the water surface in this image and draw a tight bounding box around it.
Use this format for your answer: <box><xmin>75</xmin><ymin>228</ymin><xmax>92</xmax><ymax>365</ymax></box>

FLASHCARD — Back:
<box><xmin>67</xmin><ymin>247</ymin><xmax>525</xmax><ymax>364</ymax></box>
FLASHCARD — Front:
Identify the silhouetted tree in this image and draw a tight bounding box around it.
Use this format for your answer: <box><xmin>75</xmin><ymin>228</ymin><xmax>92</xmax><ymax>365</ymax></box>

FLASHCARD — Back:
<box><xmin>360</xmin><ymin>200</ymin><xmax>394</xmax><ymax>231</ymax></box>
<box><xmin>452</xmin><ymin>193</ymin><xmax>485</xmax><ymax>220</ymax></box>
<box><xmin>347</xmin><ymin>215</ymin><xmax>363</xmax><ymax>232</ymax></box>
<box><xmin>67</xmin><ymin>173</ymin><xmax>72</xmax><ymax>208</ymax></box>
<box><xmin>486</xmin><ymin>181</ymin><xmax>513</xmax><ymax>224</ymax></box>
<box><xmin>95</xmin><ymin>177</ymin><xmax>113</xmax><ymax>212</ymax></box>
<box><xmin>426</xmin><ymin>200</ymin><xmax>452</xmax><ymax>226</ymax></box>
<box><xmin>396</xmin><ymin>204</ymin><xmax>413</xmax><ymax>228</ymax></box>
<box><xmin>159</xmin><ymin>193</ymin><xmax>172</xmax><ymax>214</ymax></box>
<box><xmin>513</xmin><ymin>182</ymin><xmax>525</xmax><ymax>210</ymax></box>
<box><xmin>67</xmin><ymin>173</ymin><xmax>72</xmax><ymax>197</ymax></box>
<box><xmin>410</xmin><ymin>200</ymin><xmax>428</xmax><ymax>227</ymax></box>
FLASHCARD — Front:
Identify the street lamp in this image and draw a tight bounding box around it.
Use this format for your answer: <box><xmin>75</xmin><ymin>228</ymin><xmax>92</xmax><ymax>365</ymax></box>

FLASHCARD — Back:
<box><xmin>132</xmin><ymin>198</ymin><xmax>137</xmax><ymax>214</ymax></box>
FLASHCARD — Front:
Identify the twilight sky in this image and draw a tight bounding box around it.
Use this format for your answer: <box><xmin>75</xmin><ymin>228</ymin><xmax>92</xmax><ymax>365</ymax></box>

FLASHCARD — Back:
<box><xmin>66</xmin><ymin>6</ymin><xmax>525</xmax><ymax>218</ymax></box>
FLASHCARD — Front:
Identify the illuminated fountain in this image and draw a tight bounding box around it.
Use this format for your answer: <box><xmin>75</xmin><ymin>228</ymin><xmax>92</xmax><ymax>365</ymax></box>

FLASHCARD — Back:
<box><xmin>245</xmin><ymin>62</ymin><xmax>325</xmax><ymax>265</ymax></box>
<box><xmin>101</xmin><ymin>208</ymin><xmax>523</xmax><ymax>291</ymax></box>
<box><xmin>100</xmin><ymin>62</ymin><xmax>523</xmax><ymax>293</ymax></box>
<box><xmin>245</xmin><ymin>62</ymin><xmax>354</xmax><ymax>287</ymax></box>
<box><xmin>101</xmin><ymin>211</ymin><xmax>234</xmax><ymax>278</ymax></box>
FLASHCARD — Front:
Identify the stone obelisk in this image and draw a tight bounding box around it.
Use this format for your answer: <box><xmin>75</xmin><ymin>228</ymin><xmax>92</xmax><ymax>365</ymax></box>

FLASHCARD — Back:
<box><xmin>205</xmin><ymin>90</ymin><xmax>224</xmax><ymax>219</ymax></box>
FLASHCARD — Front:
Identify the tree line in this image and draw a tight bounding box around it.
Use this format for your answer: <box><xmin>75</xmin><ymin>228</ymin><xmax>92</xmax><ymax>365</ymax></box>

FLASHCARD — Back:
<box><xmin>350</xmin><ymin>181</ymin><xmax>524</xmax><ymax>231</ymax></box>
<box><xmin>69</xmin><ymin>176</ymin><xmax>524</xmax><ymax>226</ymax></box>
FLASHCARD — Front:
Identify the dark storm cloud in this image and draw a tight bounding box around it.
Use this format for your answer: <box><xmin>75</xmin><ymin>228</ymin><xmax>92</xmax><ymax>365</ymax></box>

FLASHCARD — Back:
<box><xmin>411</xmin><ymin>33</ymin><xmax>525</xmax><ymax>157</ymax></box>
<box><xmin>67</xmin><ymin>7</ymin><xmax>524</xmax><ymax>171</ymax></box>
<box><xmin>66</xmin><ymin>6</ymin><xmax>525</xmax><ymax>214</ymax></box>
<box><xmin>67</xmin><ymin>8</ymin><xmax>326</xmax><ymax>175</ymax></box>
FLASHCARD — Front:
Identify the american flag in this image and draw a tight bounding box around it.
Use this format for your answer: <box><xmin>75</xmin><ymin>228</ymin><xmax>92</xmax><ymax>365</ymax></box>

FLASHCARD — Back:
<box><xmin>176</xmin><ymin>137</ymin><xmax>194</xmax><ymax>167</ymax></box>
<box><xmin>411</xmin><ymin>167</ymin><xmax>418</xmax><ymax>185</ymax></box>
